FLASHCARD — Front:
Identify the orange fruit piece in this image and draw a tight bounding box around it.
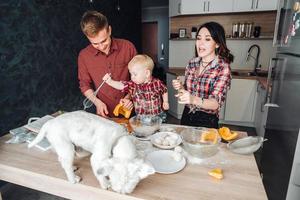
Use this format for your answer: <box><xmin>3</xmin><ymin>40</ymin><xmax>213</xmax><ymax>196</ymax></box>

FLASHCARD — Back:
<box><xmin>218</xmin><ymin>127</ymin><xmax>238</xmax><ymax>141</ymax></box>
<box><xmin>208</xmin><ymin>168</ymin><xmax>223</xmax><ymax>179</ymax></box>
<box><xmin>113</xmin><ymin>103</ymin><xmax>132</xmax><ymax>119</ymax></box>
<box><xmin>200</xmin><ymin>129</ymin><xmax>219</xmax><ymax>144</ymax></box>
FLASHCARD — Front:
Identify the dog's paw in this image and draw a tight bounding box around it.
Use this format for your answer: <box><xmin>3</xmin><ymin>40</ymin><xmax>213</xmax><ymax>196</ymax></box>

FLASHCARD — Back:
<box><xmin>100</xmin><ymin>179</ymin><xmax>111</xmax><ymax>190</ymax></box>
<box><xmin>74</xmin><ymin>175</ymin><xmax>82</xmax><ymax>183</ymax></box>
<box><xmin>72</xmin><ymin>166</ymin><xmax>79</xmax><ymax>171</ymax></box>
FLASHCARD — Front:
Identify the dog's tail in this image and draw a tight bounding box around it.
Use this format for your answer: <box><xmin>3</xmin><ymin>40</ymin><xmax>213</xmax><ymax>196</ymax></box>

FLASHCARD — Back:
<box><xmin>28</xmin><ymin>122</ymin><xmax>48</xmax><ymax>148</ymax></box>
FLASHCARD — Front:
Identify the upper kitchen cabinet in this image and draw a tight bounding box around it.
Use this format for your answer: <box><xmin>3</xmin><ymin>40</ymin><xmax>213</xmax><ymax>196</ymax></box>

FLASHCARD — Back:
<box><xmin>169</xmin><ymin>0</ymin><xmax>233</xmax><ymax>17</ymax></box>
<box><xmin>233</xmin><ymin>0</ymin><xmax>278</xmax><ymax>12</ymax></box>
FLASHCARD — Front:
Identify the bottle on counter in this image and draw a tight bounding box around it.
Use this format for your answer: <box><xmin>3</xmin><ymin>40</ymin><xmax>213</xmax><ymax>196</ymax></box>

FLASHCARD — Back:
<box><xmin>232</xmin><ymin>22</ymin><xmax>239</xmax><ymax>38</ymax></box>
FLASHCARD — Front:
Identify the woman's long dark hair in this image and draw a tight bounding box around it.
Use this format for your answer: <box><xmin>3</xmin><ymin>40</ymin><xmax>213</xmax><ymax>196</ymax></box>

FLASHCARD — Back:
<box><xmin>195</xmin><ymin>22</ymin><xmax>234</xmax><ymax>63</ymax></box>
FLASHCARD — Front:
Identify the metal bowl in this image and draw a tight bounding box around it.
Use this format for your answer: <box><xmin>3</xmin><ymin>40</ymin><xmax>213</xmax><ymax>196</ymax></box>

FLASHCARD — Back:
<box><xmin>181</xmin><ymin>128</ymin><xmax>221</xmax><ymax>158</ymax></box>
<box><xmin>129</xmin><ymin>115</ymin><xmax>162</xmax><ymax>137</ymax></box>
<box><xmin>227</xmin><ymin>136</ymin><xmax>266</xmax><ymax>155</ymax></box>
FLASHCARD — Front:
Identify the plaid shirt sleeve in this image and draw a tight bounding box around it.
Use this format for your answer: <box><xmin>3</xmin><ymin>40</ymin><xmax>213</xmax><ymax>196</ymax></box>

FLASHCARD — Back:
<box><xmin>156</xmin><ymin>79</ymin><xmax>167</xmax><ymax>94</ymax></box>
<box><xmin>208</xmin><ymin>61</ymin><xmax>231</xmax><ymax>107</ymax></box>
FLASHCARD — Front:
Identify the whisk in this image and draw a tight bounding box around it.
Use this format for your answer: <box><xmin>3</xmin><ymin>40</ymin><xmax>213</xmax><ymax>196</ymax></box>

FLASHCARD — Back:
<box><xmin>82</xmin><ymin>79</ymin><xmax>107</xmax><ymax>110</ymax></box>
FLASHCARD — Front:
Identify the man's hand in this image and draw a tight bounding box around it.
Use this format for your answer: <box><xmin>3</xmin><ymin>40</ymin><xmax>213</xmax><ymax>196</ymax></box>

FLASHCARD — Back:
<box><xmin>95</xmin><ymin>99</ymin><xmax>109</xmax><ymax>117</ymax></box>
<box><xmin>120</xmin><ymin>98</ymin><xmax>133</xmax><ymax>111</ymax></box>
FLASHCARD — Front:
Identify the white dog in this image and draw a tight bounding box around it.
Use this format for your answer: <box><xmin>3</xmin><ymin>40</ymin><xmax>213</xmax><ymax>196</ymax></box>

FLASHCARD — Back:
<box><xmin>28</xmin><ymin>111</ymin><xmax>155</xmax><ymax>194</ymax></box>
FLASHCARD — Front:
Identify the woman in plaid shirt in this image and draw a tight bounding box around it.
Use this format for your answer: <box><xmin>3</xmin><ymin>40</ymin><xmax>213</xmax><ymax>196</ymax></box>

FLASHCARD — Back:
<box><xmin>172</xmin><ymin>22</ymin><xmax>233</xmax><ymax>128</ymax></box>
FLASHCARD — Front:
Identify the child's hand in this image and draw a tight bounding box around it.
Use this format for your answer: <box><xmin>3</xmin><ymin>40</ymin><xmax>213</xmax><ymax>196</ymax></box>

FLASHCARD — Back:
<box><xmin>102</xmin><ymin>73</ymin><xmax>111</xmax><ymax>82</ymax></box>
<box><xmin>163</xmin><ymin>102</ymin><xmax>169</xmax><ymax>110</ymax></box>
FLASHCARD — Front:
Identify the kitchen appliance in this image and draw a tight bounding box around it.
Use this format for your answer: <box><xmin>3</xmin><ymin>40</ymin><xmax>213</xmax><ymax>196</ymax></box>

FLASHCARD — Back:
<box><xmin>253</xmin><ymin>26</ymin><xmax>261</xmax><ymax>37</ymax></box>
<box><xmin>260</xmin><ymin>0</ymin><xmax>300</xmax><ymax>199</ymax></box>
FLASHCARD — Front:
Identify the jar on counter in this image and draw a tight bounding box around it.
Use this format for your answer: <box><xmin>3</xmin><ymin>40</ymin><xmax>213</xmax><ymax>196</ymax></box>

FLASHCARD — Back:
<box><xmin>239</xmin><ymin>23</ymin><xmax>246</xmax><ymax>38</ymax></box>
<box><xmin>245</xmin><ymin>22</ymin><xmax>253</xmax><ymax>38</ymax></box>
<box><xmin>232</xmin><ymin>22</ymin><xmax>239</xmax><ymax>38</ymax></box>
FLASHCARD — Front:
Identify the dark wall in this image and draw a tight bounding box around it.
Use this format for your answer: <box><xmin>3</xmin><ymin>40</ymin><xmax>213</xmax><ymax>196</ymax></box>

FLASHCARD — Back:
<box><xmin>0</xmin><ymin>0</ymin><xmax>141</xmax><ymax>135</ymax></box>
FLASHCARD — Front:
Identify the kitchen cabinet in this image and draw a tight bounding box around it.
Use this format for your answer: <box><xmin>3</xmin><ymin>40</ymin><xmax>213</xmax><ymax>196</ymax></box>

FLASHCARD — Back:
<box><xmin>233</xmin><ymin>0</ymin><xmax>278</xmax><ymax>12</ymax></box>
<box><xmin>166</xmin><ymin>73</ymin><xmax>185</xmax><ymax>119</ymax></box>
<box><xmin>254</xmin><ymin>82</ymin><xmax>268</xmax><ymax>137</ymax></box>
<box><xmin>224</xmin><ymin>79</ymin><xmax>257</xmax><ymax>123</ymax></box>
<box><xmin>169</xmin><ymin>0</ymin><xmax>233</xmax><ymax>17</ymax></box>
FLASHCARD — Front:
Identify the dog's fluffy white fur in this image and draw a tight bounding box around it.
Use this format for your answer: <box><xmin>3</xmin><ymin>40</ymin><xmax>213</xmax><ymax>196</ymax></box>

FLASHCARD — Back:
<box><xmin>28</xmin><ymin>111</ymin><xmax>154</xmax><ymax>194</ymax></box>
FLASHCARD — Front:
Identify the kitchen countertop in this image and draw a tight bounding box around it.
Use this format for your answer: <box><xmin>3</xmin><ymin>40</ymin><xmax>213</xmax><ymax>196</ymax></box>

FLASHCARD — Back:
<box><xmin>0</xmin><ymin>126</ymin><xmax>267</xmax><ymax>200</ymax></box>
<box><xmin>167</xmin><ymin>68</ymin><xmax>268</xmax><ymax>90</ymax></box>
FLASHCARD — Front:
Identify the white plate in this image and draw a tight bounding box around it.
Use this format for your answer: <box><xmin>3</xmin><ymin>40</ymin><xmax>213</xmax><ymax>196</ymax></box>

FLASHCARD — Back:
<box><xmin>150</xmin><ymin>132</ymin><xmax>182</xmax><ymax>149</ymax></box>
<box><xmin>132</xmin><ymin>132</ymin><xmax>152</xmax><ymax>141</ymax></box>
<box><xmin>146</xmin><ymin>150</ymin><xmax>186</xmax><ymax>174</ymax></box>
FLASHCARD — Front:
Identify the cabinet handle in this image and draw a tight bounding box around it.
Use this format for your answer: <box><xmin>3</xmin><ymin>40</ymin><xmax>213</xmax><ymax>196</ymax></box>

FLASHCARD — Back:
<box><xmin>208</xmin><ymin>1</ymin><xmax>210</xmax><ymax>12</ymax></box>
<box><xmin>251</xmin><ymin>0</ymin><xmax>254</xmax><ymax>9</ymax></box>
<box><xmin>264</xmin><ymin>57</ymin><xmax>285</xmax><ymax>108</ymax></box>
<box><xmin>256</xmin><ymin>0</ymin><xmax>259</xmax><ymax>9</ymax></box>
<box><xmin>204</xmin><ymin>1</ymin><xmax>206</xmax><ymax>12</ymax></box>
<box><xmin>273</xmin><ymin>0</ymin><xmax>285</xmax><ymax>47</ymax></box>
<box><xmin>178</xmin><ymin>3</ymin><xmax>181</xmax><ymax>14</ymax></box>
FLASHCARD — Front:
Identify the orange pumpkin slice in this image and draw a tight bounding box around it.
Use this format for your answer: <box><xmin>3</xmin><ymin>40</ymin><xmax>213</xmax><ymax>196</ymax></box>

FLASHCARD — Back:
<box><xmin>208</xmin><ymin>168</ymin><xmax>223</xmax><ymax>179</ymax></box>
<box><xmin>218</xmin><ymin>127</ymin><xmax>238</xmax><ymax>141</ymax></box>
<box><xmin>113</xmin><ymin>103</ymin><xmax>132</xmax><ymax>119</ymax></box>
<box><xmin>200</xmin><ymin>129</ymin><xmax>219</xmax><ymax>144</ymax></box>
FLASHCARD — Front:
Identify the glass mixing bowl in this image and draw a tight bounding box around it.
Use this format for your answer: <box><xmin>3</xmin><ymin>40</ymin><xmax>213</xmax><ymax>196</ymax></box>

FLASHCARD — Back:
<box><xmin>129</xmin><ymin>115</ymin><xmax>162</xmax><ymax>137</ymax></box>
<box><xmin>181</xmin><ymin>128</ymin><xmax>221</xmax><ymax>158</ymax></box>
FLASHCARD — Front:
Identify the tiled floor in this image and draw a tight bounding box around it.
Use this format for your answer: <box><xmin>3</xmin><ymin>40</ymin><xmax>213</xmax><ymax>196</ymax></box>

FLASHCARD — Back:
<box><xmin>0</xmin><ymin>114</ymin><xmax>261</xmax><ymax>200</ymax></box>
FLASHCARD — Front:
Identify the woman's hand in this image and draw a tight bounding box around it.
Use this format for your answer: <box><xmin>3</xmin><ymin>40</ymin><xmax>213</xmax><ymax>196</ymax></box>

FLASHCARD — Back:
<box><xmin>172</xmin><ymin>77</ymin><xmax>183</xmax><ymax>90</ymax></box>
<box><xmin>175</xmin><ymin>89</ymin><xmax>195</xmax><ymax>105</ymax></box>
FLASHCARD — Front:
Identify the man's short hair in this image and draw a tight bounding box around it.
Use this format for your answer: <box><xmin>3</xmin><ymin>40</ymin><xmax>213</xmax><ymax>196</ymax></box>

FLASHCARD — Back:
<box><xmin>128</xmin><ymin>54</ymin><xmax>154</xmax><ymax>72</ymax></box>
<box><xmin>80</xmin><ymin>11</ymin><xmax>108</xmax><ymax>37</ymax></box>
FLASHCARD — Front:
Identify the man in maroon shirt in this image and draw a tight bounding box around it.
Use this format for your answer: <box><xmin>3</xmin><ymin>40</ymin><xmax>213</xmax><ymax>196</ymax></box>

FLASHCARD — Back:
<box><xmin>78</xmin><ymin>11</ymin><xmax>137</xmax><ymax>117</ymax></box>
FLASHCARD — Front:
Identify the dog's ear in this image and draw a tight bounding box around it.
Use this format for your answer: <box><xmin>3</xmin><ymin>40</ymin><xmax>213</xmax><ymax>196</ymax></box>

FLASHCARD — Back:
<box><xmin>97</xmin><ymin>159</ymin><xmax>113</xmax><ymax>176</ymax></box>
<box><xmin>137</xmin><ymin>161</ymin><xmax>155</xmax><ymax>179</ymax></box>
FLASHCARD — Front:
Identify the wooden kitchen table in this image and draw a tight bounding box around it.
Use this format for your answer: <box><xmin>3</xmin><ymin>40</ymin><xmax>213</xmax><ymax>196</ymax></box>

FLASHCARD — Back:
<box><xmin>0</xmin><ymin>126</ymin><xmax>267</xmax><ymax>200</ymax></box>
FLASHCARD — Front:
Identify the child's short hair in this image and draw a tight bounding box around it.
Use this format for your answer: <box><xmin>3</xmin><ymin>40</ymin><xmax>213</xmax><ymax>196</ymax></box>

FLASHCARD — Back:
<box><xmin>128</xmin><ymin>54</ymin><xmax>154</xmax><ymax>72</ymax></box>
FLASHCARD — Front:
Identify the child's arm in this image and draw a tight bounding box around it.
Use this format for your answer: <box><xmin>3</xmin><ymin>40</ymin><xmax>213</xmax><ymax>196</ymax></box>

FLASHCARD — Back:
<box><xmin>162</xmin><ymin>92</ymin><xmax>169</xmax><ymax>110</ymax></box>
<box><xmin>102</xmin><ymin>73</ymin><xmax>125</xmax><ymax>90</ymax></box>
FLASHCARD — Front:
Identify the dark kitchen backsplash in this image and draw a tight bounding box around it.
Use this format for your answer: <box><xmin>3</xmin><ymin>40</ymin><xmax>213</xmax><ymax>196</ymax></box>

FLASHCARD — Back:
<box><xmin>0</xmin><ymin>0</ymin><xmax>141</xmax><ymax>135</ymax></box>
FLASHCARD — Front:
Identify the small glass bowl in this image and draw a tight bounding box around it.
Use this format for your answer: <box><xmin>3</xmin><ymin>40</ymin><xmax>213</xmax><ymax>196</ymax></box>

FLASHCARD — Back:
<box><xmin>129</xmin><ymin>115</ymin><xmax>162</xmax><ymax>138</ymax></box>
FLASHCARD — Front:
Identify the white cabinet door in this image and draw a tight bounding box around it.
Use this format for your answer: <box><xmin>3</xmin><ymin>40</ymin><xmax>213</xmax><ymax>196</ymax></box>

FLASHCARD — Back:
<box><xmin>255</xmin><ymin>0</ymin><xmax>278</xmax><ymax>11</ymax></box>
<box><xmin>166</xmin><ymin>73</ymin><xmax>185</xmax><ymax>119</ymax></box>
<box><xmin>181</xmin><ymin>0</ymin><xmax>205</xmax><ymax>15</ymax></box>
<box><xmin>169</xmin><ymin>0</ymin><xmax>182</xmax><ymax>17</ymax></box>
<box><xmin>224</xmin><ymin>79</ymin><xmax>257</xmax><ymax>122</ymax></box>
<box><xmin>233</xmin><ymin>0</ymin><xmax>254</xmax><ymax>12</ymax></box>
<box><xmin>170</xmin><ymin>0</ymin><xmax>234</xmax><ymax>16</ymax></box>
<box><xmin>208</xmin><ymin>0</ymin><xmax>233</xmax><ymax>13</ymax></box>
<box><xmin>233</xmin><ymin>0</ymin><xmax>278</xmax><ymax>12</ymax></box>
